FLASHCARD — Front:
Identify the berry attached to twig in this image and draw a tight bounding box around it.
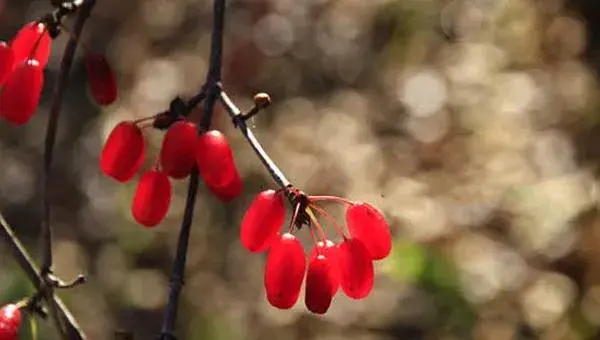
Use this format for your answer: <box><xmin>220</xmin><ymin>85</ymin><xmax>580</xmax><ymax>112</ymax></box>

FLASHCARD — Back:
<box><xmin>264</xmin><ymin>233</ymin><xmax>306</xmax><ymax>309</ymax></box>
<box><xmin>100</xmin><ymin>121</ymin><xmax>146</xmax><ymax>182</ymax></box>
<box><xmin>346</xmin><ymin>202</ymin><xmax>392</xmax><ymax>260</ymax></box>
<box><xmin>0</xmin><ymin>304</ymin><xmax>21</xmax><ymax>340</ymax></box>
<box><xmin>0</xmin><ymin>42</ymin><xmax>15</xmax><ymax>86</ymax></box>
<box><xmin>159</xmin><ymin>121</ymin><xmax>198</xmax><ymax>180</ymax></box>
<box><xmin>240</xmin><ymin>189</ymin><xmax>285</xmax><ymax>253</ymax></box>
<box><xmin>84</xmin><ymin>52</ymin><xmax>117</xmax><ymax>106</ymax></box>
<box><xmin>10</xmin><ymin>22</ymin><xmax>51</xmax><ymax>68</ymax></box>
<box><xmin>131</xmin><ymin>170</ymin><xmax>172</xmax><ymax>227</ymax></box>
<box><xmin>0</xmin><ymin>59</ymin><xmax>44</xmax><ymax>125</ymax></box>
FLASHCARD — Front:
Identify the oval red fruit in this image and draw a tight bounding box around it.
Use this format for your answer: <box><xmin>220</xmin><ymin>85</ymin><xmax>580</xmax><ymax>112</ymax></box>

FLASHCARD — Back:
<box><xmin>160</xmin><ymin>121</ymin><xmax>198</xmax><ymax>179</ymax></box>
<box><xmin>240</xmin><ymin>190</ymin><xmax>285</xmax><ymax>252</ymax></box>
<box><xmin>84</xmin><ymin>52</ymin><xmax>117</xmax><ymax>106</ymax></box>
<box><xmin>131</xmin><ymin>170</ymin><xmax>172</xmax><ymax>227</ymax></box>
<box><xmin>11</xmin><ymin>22</ymin><xmax>51</xmax><ymax>68</ymax></box>
<box><xmin>196</xmin><ymin>130</ymin><xmax>241</xmax><ymax>189</ymax></box>
<box><xmin>346</xmin><ymin>202</ymin><xmax>391</xmax><ymax>260</ymax></box>
<box><xmin>100</xmin><ymin>121</ymin><xmax>146</xmax><ymax>182</ymax></box>
<box><xmin>264</xmin><ymin>233</ymin><xmax>306</xmax><ymax>309</ymax></box>
<box><xmin>309</xmin><ymin>240</ymin><xmax>340</xmax><ymax>295</ymax></box>
<box><xmin>338</xmin><ymin>238</ymin><xmax>374</xmax><ymax>299</ymax></box>
<box><xmin>305</xmin><ymin>255</ymin><xmax>335</xmax><ymax>314</ymax></box>
<box><xmin>0</xmin><ymin>321</ymin><xmax>18</xmax><ymax>340</ymax></box>
<box><xmin>0</xmin><ymin>42</ymin><xmax>15</xmax><ymax>85</ymax></box>
<box><xmin>0</xmin><ymin>59</ymin><xmax>43</xmax><ymax>125</ymax></box>
<box><xmin>206</xmin><ymin>173</ymin><xmax>243</xmax><ymax>202</ymax></box>
<box><xmin>0</xmin><ymin>305</ymin><xmax>21</xmax><ymax>331</ymax></box>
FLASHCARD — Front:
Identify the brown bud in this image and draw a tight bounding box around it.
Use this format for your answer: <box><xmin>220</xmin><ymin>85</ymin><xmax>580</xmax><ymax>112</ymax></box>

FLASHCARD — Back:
<box><xmin>253</xmin><ymin>92</ymin><xmax>271</xmax><ymax>109</ymax></box>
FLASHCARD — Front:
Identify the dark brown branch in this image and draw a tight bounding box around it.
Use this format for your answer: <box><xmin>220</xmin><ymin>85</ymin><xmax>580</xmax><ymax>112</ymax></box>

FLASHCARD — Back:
<box><xmin>0</xmin><ymin>213</ymin><xmax>87</xmax><ymax>340</ymax></box>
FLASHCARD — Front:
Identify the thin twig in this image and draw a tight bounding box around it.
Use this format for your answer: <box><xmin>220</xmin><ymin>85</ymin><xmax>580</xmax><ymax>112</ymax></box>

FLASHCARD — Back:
<box><xmin>219</xmin><ymin>89</ymin><xmax>291</xmax><ymax>188</ymax></box>
<box><xmin>40</xmin><ymin>0</ymin><xmax>96</xmax><ymax>338</ymax></box>
<box><xmin>0</xmin><ymin>213</ymin><xmax>87</xmax><ymax>340</ymax></box>
<box><xmin>159</xmin><ymin>0</ymin><xmax>226</xmax><ymax>339</ymax></box>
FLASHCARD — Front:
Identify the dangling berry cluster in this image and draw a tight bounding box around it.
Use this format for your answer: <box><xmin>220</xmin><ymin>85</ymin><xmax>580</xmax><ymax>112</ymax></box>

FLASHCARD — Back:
<box><xmin>100</xmin><ymin>117</ymin><xmax>242</xmax><ymax>228</ymax></box>
<box><xmin>240</xmin><ymin>188</ymin><xmax>391</xmax><ymax>314</ymax></box>
<box><xmin>0</xmin><ymin>11</ymin><xmax>117</xmax><ymax>126</ymax></box>
<box><xmin>0</xmin><ymin>22</ymin><xmax>50</xmax><ymax>125</ymax></box>
<box><xmin>0</xmin><ymin>304</ymin><xmax>21</xmax><ymax>340</ymax></box>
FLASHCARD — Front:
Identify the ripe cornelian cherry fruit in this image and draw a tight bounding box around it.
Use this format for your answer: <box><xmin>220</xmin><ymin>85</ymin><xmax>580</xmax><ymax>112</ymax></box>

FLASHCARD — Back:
<box><xmin>0</xmin><ymin>304</ymin><xmax>21</xmax><ymax>340</ymax></box>
<box><xmin>84</xmin><ymin>52</ymin><xmax>117</xmax><ymax>106</ymax></box>
<box><xmin>205</xmin><ymin>173</ymin><xmax>242</xmax><ymax>202</ymax></box>
<box><xmin>0</xmin><ymin>42</ymin><xmax>15</xmax><ymax>85</ymax></box>
<box><xmin>305</xmin><ymin>255</ymin><xmax>335</xmax><ymax>314</ymax></box>
<box><xmin>338</xmin><ymin>238</ymin><xmax>374</xmax><ymax>299</ymax></box>
<box><xmin>0</xmin><ymin>59</ymin><xmax>43</xmax><ymax>125</ymax></box>
<box><xmin>196</xmin><ymin>130</ymin><xmax>241</xmax><ymax>190</ymax></box>
<box><xmin>346</xmin><ymin>202</ymin><xmax>391</xmax><ymax>260</ymax></box>
<box><xmin>100</xmin><ymin>121</ymin><xmax>146</xmax><ymax>182</ymax></box>
<box><xmin>160</xmin><ymin>121</ymin><xmax>198</xmax><ymax>179</ymax></box>
<box><xmin>241</xmin><ymin>190</ymin><xmax>285</xmax><ymax>253</ymax></box>
<box><xmin>264</xmin><ymin>233</ymin><xmax>306</xmax><ymax>309</ymax></box>
<box><xmin>309</xmin><ymin>240</ymin><xmax>340</xmax><ymax>295</ymax></box>
<box><xmin>131</xmin><ymin>170</ymin><xmax>172</xmax><ymax>227</ymax></box>
<box><xmin>11</xmin><ymin>22</ymin><xmax>51</xmax><ymax>68</ymax></box>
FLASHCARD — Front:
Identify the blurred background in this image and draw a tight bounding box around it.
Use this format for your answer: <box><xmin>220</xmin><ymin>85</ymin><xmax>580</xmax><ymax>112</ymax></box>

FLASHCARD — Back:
<box><xmin>3</xmin><ymin>0</ymin><xmax>600</xmax><ymax>339</ymax></box>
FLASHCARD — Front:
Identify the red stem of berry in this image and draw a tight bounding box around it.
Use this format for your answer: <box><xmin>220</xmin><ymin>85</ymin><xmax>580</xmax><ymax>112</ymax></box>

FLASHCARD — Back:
<box><xmin>308</xmin><ymin>195</ymin><xmax>353</xmax><ymax>205</ymax></box>
<box><xmin>309</xmin><ymin>203</ymin><xmax>347</xmax><ymax>240</ymax></box>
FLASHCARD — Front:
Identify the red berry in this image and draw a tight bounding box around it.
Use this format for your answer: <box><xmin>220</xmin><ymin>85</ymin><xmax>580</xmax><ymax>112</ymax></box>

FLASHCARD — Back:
<box><xmin>346</xmin><ymin>202</ymin><xmax>391</xmax><ymax>260</ymax></box>
<box><xmin>0</xmin><ymin>42</ymin><xmax>15</xmax><ymax>86</ymax></box>
<box><xmin>305</xmin><ymin>254</ymin><xmax>335</xmax><ymax>314</ymax></box>
<box><xmin>196</xmin><ymin>130</ymin><xmax>241</xmax><ymax>190</ymax></box>
<box><xmin>338</xmin><ymin>238</ymin><xmax>374</xmax><ymax>299</ymax></box>
<box><xmin>0</xmin><ymin>305</ymin><xmax>20</xmax><ymax>331</ymax></box>
<box><xmin>205</xmin><ymin>173</ymin><xmax>243</xmax><ymax>202</ymax></box>
<box><xmin>0</xmin><ymin>322</ymin><xmax>18</xmax><ymax>340</ymax></box>
<box><xmin>308</xmin><ymin>240</ymin><xmax>340</xmax><ymax>295</ymax></box>
<box><xmin>84</xmin><ymin>52</ymin><xmax>117</xmax><ymax>106</ymax></box>
<box><xmin>0</xmin><ymin>59</ymin><xmax>43</xmax><ymax>125</ymax></box>
<box><xmin>100</xmin><ymin>121</ymin><xmax>146</xmax><ymax>182</ymax></box>
<box><xmin>131</xmin><ymin>170</ymin><xmax>172</xmax><ymax>227</ymax></box>
<box><xmin>11</xmin><ymin>22</ymin><xmax>51</xmax><ymax>68</ymax></box>
<box><xmin>160</xmin><ymin>121</ymin><xmax>198</xmax><ymax>179</ymax></box>
<box><xmin>264</xmin><ymin>233</ymin><xmax>306</xmax><ymax>309</ymax></box>
<box><xmin>240</xmin><ymin>190</ymin><xmax>285</xmax><ymax>253</ymax></box>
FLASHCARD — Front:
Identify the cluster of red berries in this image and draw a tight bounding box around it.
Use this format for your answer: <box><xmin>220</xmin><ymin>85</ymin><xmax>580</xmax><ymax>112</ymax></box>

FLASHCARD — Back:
<box><xmin>0</xmin><ymin>304</ymin><xmax>21</xmax><ymax>340</ymax></box>
<box><xmin>240</xmin><ymin>189</ymin><xmax>391</xmax><ymax>314</ymax></box>
<box><xmin>0</xmin><ymin>20</ymin><xmax>117</xmax><ymax>126</ymax></box>
<box><xmin>100</xmin><ymin>119</ymin><xmax>242</xmax><ymax>227</ymax></box>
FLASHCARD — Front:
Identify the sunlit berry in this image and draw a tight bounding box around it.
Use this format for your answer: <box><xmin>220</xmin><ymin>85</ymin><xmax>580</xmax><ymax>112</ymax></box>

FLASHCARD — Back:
<box><xmin>0</xmin><ymin>42</ymin><xmax>15</xmax><ymax>86</ymax></box>
<box><xmin>131</xmin><ymin>170</ymin><xmax>172</xmax><ymax>227</ymax></box>
<box><xmin>11</xmin><ymin>22</ymin><xmax>51</xmax><ymax>68</ymax></box>
<box><xmin>264</xmin><ymin>233</ymin><xmax>306</xmax><ymax>309</ymax></box>
<box><xmin>196</xmin><ymin>130</ymin><xmax>241</xmax><ymax>191</ymax></box>
<box><xmin>160</xmin><ymin>121</ymin><xmax>198</xmax><ymax>179</ymax></box>
<box><xmin>241</xmin><ymin>190</ymin><xmax>285</xmax><ymax>253</ymax></box>
<box><xmin>0</xmin><ymin>304</ymin><xmax>21</xmax><ymax>340</ymax></box>
<box><xmin>84</xmin><ymin>52</ymin><xmax>117</xmax><ymax>106</ymax></box>
<box><xmin>338</xmin><ymin>238</ymin><xmax>374</xmax><ymax>299</ymax></box>
<box><xmin>308</xmin><ymin>240</ymin><xmax>340</xmax><ymax>295</ymax></box>
<box><xmin>205</xmin><ymin>173</ymin><xmax>243</xmax><ymax>202</ymax></box>
<box><xmin>100</xmin><ymin>121</ymin><xmax>146</xmax><ymax>182</ymax></box>
<box><xmin>346</xmin><ymin>202</ymin><xmax>391</xmax><ymax>260</ymax></box>
<box><xmin>305</xmin><ymin>255</ymin><xmax>335</xmax><ymax>314</ymax></box>
<box><xmin>0</xmin><ymin>59</ymin><xmax>43</xmax><ymax>125</ymax></box>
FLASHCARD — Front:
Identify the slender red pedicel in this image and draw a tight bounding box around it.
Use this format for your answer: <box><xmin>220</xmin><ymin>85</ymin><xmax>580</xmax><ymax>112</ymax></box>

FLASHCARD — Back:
<box><xmin>131</xmin><ymin>170</ymin><xmax>172</xmax><ymax>227</ymax></box>
<box><xmin>100</xmin><ymin>121</ymin><xmax>146</xmax><ymax>182</ymax></box>
<box><xmin>240</xmin><ymin>190</ymin><xmax>285</xmax><ymax>253</ymax></box>
<box><xmin>0</xmin><ymin>59</ymin><xmax>43</xmax><ymax>125</ymax></box>
<box><xmin>264</xmin><ymin>233</ymin><xmax>306</xmax><ymax>309</ymax></box>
